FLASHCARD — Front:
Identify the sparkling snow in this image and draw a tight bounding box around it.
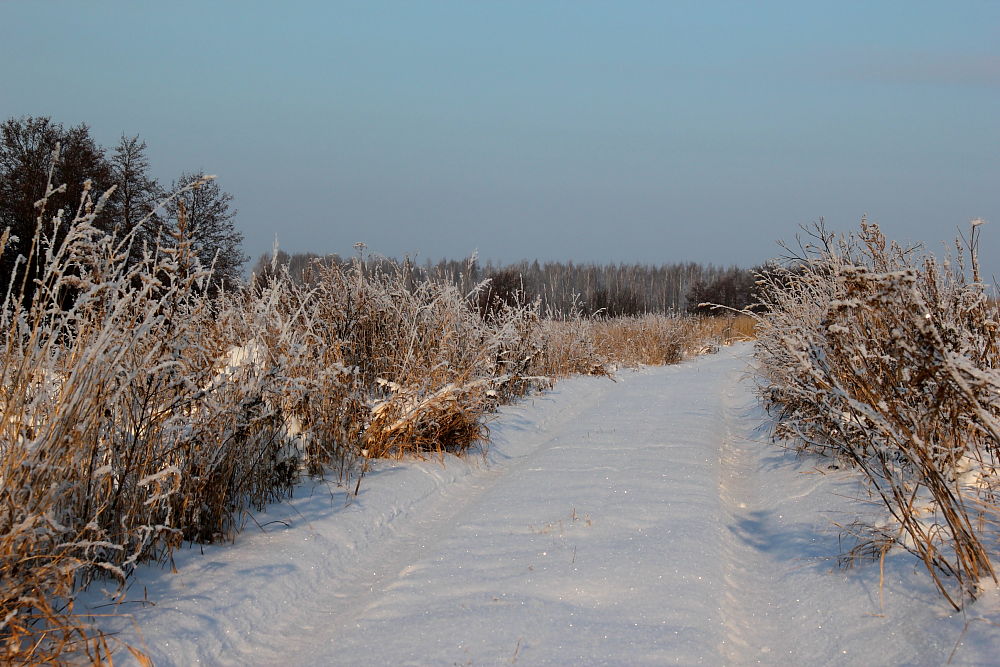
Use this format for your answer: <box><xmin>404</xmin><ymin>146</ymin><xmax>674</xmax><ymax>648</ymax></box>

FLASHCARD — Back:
<box><xmin>83</xmin><ymin>343</ymin><xmax>1000</xmax><ymax>665</ymax></box>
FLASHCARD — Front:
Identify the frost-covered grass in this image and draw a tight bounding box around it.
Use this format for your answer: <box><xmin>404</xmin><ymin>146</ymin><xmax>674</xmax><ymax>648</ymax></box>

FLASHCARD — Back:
<box><xmin>0</xmin><ymin>169</ymin><xmax>331</xmax><ymax>662</ymax></box>
<box><xmin>0</xmin><ymin>160</ymin><xmax>733</xmax><ymax>663</ymax></box>
<box><xmin>754</xmin><ymin>220</ymin><xmax>1000</xmax><ymax>610</ymax></box>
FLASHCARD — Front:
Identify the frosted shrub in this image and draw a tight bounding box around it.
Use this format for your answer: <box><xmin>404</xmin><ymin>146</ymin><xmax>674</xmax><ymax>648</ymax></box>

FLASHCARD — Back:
<box><xmin>755</xmin><ymin>221</ymin><xmax>1000</xmax><ymax>609</ymax></box>
<box><xmin>301</xmin><ymin>257</ymin><xmax>549</xmax><ymax>458</ymax></box>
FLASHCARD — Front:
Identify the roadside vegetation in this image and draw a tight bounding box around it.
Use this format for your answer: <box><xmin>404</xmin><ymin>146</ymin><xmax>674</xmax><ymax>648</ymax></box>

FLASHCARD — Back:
<box><xmin>754</xmin><ymin>220</ymin><xmax>1000</xmax><ymax>611</ymax></box>
<box><xmin>0</xmin><ymin>149</ymin><xmax>748</xmax><ymax>663</ymax></box>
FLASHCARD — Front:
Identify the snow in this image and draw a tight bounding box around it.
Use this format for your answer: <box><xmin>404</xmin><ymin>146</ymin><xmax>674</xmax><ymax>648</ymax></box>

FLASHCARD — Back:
<box><xmin>83</xmin><ymin>343</ymin><xmax>1000</xmax><ymax>665</ymax></box>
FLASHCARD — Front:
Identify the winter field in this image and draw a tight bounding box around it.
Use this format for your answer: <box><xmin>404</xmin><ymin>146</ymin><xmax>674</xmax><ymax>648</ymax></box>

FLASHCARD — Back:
<box><xmin>3</xmin><ymin>166</ymin><xmax>1000</xmax><ymax>663</ymax></box>
<box><xmin>81</xmin><ymin>344</ymin><xmax>1000</xmax><ymax>665</ymax></box>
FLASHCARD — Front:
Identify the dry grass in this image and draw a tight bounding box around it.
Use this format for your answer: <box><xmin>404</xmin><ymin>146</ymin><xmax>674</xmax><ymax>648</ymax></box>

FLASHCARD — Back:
<box><xmin>700</xmin><ymin>313</ymin><xmax>757</xmax><ymax>342</ymax></box>
<box><xmin>0</xmin><ymin>173</ymin><xmax>329</xmax><ymax>662</ymax></box>
<box><xmin>755</xmin><ymin>220</ymin><xmax>1000</xmax><ymax>610</ymax></box>
<box><xmin>592</xmin><ymin>314</ymin><xmax>704</xmax><ymax>366</ymax></box>
<box><xmin>537</xmin><ymin>311</ymin><xmax>749</xmax><ymax>376</ymax></box>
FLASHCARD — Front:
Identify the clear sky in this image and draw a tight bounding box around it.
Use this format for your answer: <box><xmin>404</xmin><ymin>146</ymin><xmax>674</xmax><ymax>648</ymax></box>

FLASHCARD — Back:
<box><xmin>2</xmin><ymin>1</ymin><xmax>998</xmax><ymax>274</ymax></box>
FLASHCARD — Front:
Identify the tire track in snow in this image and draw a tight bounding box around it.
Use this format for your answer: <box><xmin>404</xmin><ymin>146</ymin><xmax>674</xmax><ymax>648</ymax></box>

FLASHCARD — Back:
<box><xmin>716</xmin><ymin>357</ymin><xmax>769</xmax><ymax>663</ymax></box>
<box><xmin>294</xmin><ymin>349</ymin><xmax>747</xmax><ymax>665</ymax></box>
<box><xmin>714</xmin><ymin>353</ymin><xmax>866</xmax><ymax>664</ymax></box>
<box><xmin>711</xmin><ymin>352</ymin><xmax>974</xmax><ymax>666</ymax></box>
<box><xmin>264</xmin><ymin>373</ymin><xmax>624</xmax><ymax>666</ymax></box>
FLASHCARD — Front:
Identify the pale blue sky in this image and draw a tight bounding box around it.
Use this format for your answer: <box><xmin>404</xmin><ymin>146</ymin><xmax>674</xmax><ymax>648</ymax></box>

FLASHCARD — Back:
<box><xmin>2</xmin><ymin>1</ymin><xmax>998</xmax><ymax>274</ymax></box>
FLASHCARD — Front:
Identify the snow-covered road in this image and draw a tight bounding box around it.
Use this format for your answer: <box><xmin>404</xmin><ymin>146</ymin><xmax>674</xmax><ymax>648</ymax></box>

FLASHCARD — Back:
<box><xmin>88</xmin><ymin>344</ymin><xmax>1000</xmax><ymax>665</ymax></box>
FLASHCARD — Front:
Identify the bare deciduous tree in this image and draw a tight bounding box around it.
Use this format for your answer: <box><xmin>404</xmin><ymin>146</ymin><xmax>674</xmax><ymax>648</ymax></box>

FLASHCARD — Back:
<box><xmin>107</xmin><ymin>134</ymin><xmax>163</xmax><ymax>261</ymax></box>
<box><xmin>0</xmin><ymin>116</ymin><xmax>113</xmax><ymax>304</ymax></box>
<box><xmin>163</xmin><ymin>172</ymin><xmax>247</xmax><ymax>293</ymax></box>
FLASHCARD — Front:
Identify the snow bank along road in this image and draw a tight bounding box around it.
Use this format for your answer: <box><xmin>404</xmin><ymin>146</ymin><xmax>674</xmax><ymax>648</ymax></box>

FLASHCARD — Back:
<box><xmin>90</xmin><ymin>343</ymin><xmax>1000</xmax><ymax>665</ymax></box>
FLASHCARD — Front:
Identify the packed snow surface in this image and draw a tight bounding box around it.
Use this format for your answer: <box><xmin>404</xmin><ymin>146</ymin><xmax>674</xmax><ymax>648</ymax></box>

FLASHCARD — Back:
<box><xmin>87</xmin><ymin>343</ymin><xmax>1000</xmax><ymax>665</ymax></box>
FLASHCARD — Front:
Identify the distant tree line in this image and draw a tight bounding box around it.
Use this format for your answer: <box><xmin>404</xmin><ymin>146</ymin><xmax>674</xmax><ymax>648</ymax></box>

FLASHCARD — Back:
<box><xmin>1</xmin><ymin>115</ymin><xmax>764</xmax><ymax>314</ymax></box>
<box><xmin>0</xmin><ymin>116</ymin><xmax>246</xmax><ymax>301</ymax></box>
<box><xmin>252</xmin><ymin>250</ymin><xmax>766</xmax><ymax>317</ymax></box>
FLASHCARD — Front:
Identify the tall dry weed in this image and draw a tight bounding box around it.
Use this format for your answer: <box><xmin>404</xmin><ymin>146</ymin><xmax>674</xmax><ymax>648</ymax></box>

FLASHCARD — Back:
<box><xmin>0</xmin><ymin>159</ymin><xmax>335</xmax><ymax>661</ymax></box>
<box><xmin>755</xmin><ymin>220</ymin><xmax>1000</xmax><ymax>609</ymax></box>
